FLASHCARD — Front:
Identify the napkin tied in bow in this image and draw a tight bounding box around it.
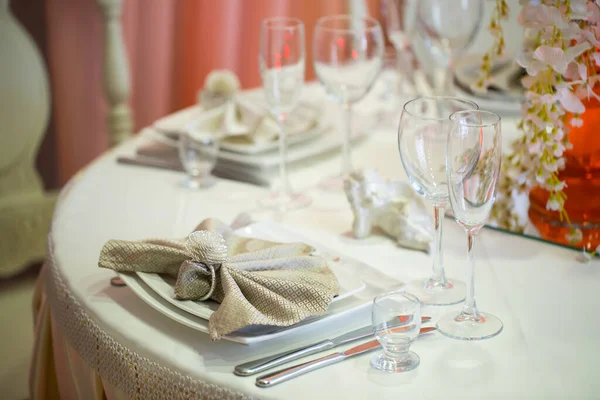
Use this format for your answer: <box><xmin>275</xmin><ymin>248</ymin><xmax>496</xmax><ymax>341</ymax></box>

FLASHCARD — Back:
<box><xmin>98</xmin><ymin>218</ymin><xmax>339</xmax><ymax>339</ymax></box>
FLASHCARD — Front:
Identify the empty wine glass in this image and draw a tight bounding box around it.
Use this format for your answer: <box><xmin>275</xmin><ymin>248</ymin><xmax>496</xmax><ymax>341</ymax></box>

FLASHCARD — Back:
<box><xmin>380</xmin><ymin>0</ymin><xmax>418</xmax><ymax>95</ymax></box>
<box><xmin>178</xmin><ymin>125</ymin><xmax>219</xmax><ymax>189</ymax></box>
<box><xmin>371</xmin><ymin>291</ymin><xmax>421</xmax><ymax>372</ymax></box>
<box><xmin>437</xmin><ymin>110</ymin><xmax>503</xmax><ymax>340</ymax></box>
<box><xmin>313</xmin><ymin>15</ymin><xmax>384</xmax><ymax>189</ymax></box>
<box><xmin>398</xmin><ymin>97</ymin><xmax>478</xmax><ymax>305</ymax></box>
<box><xmin>417</xmin><ymin>0</ymin><xmax>483</xmax><ymax>95</ymax></box>
<box><xmin>259</xmin><ymin>17</ymin><xmax>311</xmax><ymax>210</ymax></box>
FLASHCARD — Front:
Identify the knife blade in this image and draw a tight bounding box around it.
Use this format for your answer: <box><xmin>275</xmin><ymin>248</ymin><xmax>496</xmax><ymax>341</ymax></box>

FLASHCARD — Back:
<box><xmin>255</xmin><ymin>326</ymin><xmax>436</xmax><ymax>387</ymax></box>
<box><xmin>234</xmin><ymin>316</ymin><xmax>431</xmax><ymax>377</ymax></box>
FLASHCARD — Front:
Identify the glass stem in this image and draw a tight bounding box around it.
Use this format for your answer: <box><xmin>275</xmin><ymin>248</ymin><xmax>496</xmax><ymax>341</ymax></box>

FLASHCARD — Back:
<box><xmin>395</xmin><ymin>46</ymin><xmax>412</xmax><ymax>96</ymax></box>
<box><xmin>429</xmin><ymin>204</ymin><xmax>447</xmax><ymax>286</ymax></box>
<box><xmin>341</xmin><ymin>102</ymin><xmax>353</xmax><ymax>176</ymax></box>
<box><xmin>461</xmin><ymin>231</ymin><xmax>479</xmax><ymax>319</ymax></box>
<box><xmin>277</xmin><ymin>114</ymin><xmax>290</xmax><ymax>195</ymax></box>
<box><xmin>438</xmin><ymin>56</ymin><xmax>455</xmax><ymax>95</ymax></box>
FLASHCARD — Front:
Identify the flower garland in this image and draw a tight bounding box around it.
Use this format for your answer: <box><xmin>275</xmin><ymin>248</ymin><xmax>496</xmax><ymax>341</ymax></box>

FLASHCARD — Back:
<box><xmin>480</xmin><ymin>0</ymin><xmax>600</xmax><ymax>257</ymax></box>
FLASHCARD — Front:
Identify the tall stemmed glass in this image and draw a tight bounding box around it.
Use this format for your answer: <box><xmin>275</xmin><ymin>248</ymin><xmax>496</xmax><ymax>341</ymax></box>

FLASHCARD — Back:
<box><xmin>437</xmin><ymin>110</ymin><xmax>503</xmax><ymax>340</ymax></box>
<box><xmin>398</xmin><ymin>97</ymin><xmax>478</xmax><ymax>305</ymax></box>
<box><xmin>380</xmin><ymin>0</ymin><xmax>417</xmax><ymax>94</ymax></box>
<box><xmin>259</xmin><ymin>17</ymin><xmax>311</xmax><ymax>210</ymax></box>
<box><xmin>313</xmin><ymin>15</ymin><xmax>384</xmax><ymax>189</ymax></box>
<box><xmin>417</xmin><ymin>0</ymin><xmax>483</xmax><ymax>95</ymax></box>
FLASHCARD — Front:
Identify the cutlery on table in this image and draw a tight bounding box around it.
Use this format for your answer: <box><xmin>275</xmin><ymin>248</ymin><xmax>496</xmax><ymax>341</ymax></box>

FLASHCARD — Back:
<box><xmin>256</xmin><ymin>326</ymin><xmax>436</xmax><ymax>387</ymax></box>
<box><xmin>255</xmin><ymin>326</ymin><xmax>436</xmax><ymax>387</ymax></box>
<box><xmin>116</xmin><ymin>156</ymin><xmax>270</xmax><ymax>187</ymax></box>
<box><xmin>234</xmin><ymin>315</ymin><xmax>432</xmax><ymax>377</ymax></box>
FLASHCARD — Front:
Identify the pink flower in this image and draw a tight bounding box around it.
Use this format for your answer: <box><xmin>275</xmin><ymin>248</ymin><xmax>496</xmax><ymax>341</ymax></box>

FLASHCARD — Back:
<box><xmin>543</xmin><ymin>159</ymin><xmax>559</xmax><ymax>173</ymax></box>
<box><xmin>521</xmin><ymin>75</ymin><xmax>536</xmax><ymax>89</ymax></box>
<box><xmin>528</xmin><ymin>140</ymin><xmax>542</xmax><ymax>153</ymax></box>
<box><xmin>578</xmin><ymin>63</ymin><xmax>588</xmax><ymax>80</ymax></box>
<box><xmin>546</xmin><ymin>197</ymin><xmax>561</xmax><ymax>211</ymax></box>
<box><xmin>570</xmin><ymin>117</ymin><xmax>584</xmax><ymax>127</ymax></box>
<box><xmin>553</xmin><ymin>128</ymin><xmax>565</xmax><ymax>141</ymax></box>
<box><xmin>570</xmin><ymin>0</ymin><xmax>591</xmax><ymax>20</ymax></box>
<box><xmin>566</xmin><ymin>42</ymin><xmax>593</xmax><ymax>61</ymax></box>
<box><xmin>565</xmin><ymin>228</ymin><xmax>583</xmax><ymax>244</ymax></box>
<box><xmin>556</xmin><ymin>86</ymin><xmax>586</xmax><ymax>114</ymax></box>
<box><xmin>533</xmin><ymin>46</ymin><xmax>570</xmax><ymax>74</ymax></box>
<box><xmin>552</xmin><ymin>142</ymin><xmax>566</xmax><ymax>157</ymax></box>
<box><xmin>520</xmin><ymin>4</ymin><xmax>569</xmax><ymax>29</ymax></box>
<box><xmin>593</xmin><ymin>52</ymin><xmax>600</xmax><ymax>67</ymax></box>
<box><xmin>547</xmin><ymin>180</ymin><xmax>566</xmax><ymax>191</ymax></box>
<box><xmin>516</xmin><ymin>51</ymin><xmax>546</xmax><ymax>76</ymax></box>
<box><xmin>532</xmin><ymin>43</ymin><xmax>592</xmax><ymax>75</ymax></box>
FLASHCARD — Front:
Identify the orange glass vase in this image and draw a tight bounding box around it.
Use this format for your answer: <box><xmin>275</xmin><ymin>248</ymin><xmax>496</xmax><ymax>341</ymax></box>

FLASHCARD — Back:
<box><xmin>528</xmin><ymin>95</ymin><xmax>600</xmax><ymax>250</ymax></box>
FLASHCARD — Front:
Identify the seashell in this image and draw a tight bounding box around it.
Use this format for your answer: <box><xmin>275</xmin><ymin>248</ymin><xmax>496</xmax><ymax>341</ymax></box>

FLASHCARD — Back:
<box><xmin>344</xmin><ymin>169</ymin><xmax>433</xmax><ymax>252</ymax></box>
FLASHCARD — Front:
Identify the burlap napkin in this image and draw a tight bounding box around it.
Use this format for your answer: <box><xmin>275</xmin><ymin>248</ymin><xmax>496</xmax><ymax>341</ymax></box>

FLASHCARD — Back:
<box><xmin>98</xmin><ymin>218</ymin><xmax>339</xmax><ymax>339</ymax></box>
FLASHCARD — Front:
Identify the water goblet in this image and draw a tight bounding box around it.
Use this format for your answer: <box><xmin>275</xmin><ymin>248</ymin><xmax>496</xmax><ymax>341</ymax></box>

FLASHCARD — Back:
<box><xmin>436</xmin><ymin>110</ymin><xmax>503</xmax><ymax>340</ymax></box>
<box><xmin>313</xmin><ymin>15</ymin><xmax>384</xmax><ymax>189</ymax></box>
<box><xmin>178</xmin><ymin>125</ymin><xmax>219</xmax><ymax>189</ymax></box>
<box><xmin>398</xmin><ymin>96</ymin><xmax>478</xmax><ymax>305</ymax></box>
<box><xmin>371</xmin><ymin>291</ymin><xmax>422</xmax><ymax>372</ymax></box>
<box><xmin>417</xmin><ymin>0</ymin><xmax>483</xmax><ymax>95</ymax></box>
<box><xmin>258</xmin><ymin>17</ymin><xmax>310</xmax><ymax>210</ymax></box>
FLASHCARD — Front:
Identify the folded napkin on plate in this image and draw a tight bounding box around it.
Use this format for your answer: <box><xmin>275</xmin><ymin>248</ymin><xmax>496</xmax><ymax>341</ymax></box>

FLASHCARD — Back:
<box><xmin>98</xmin><ymin>218</ymin><xmax>339</xmax><ymax>340</ymax></box>
<box><xmin>159</xmin><ymin>96</ymin><xmax>321</xmax><ymax>145</ymax></box>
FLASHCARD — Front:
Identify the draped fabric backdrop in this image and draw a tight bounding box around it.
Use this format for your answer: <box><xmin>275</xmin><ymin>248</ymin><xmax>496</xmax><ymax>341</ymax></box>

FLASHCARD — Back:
<box><xmin>20</xmin><ymin>0</ymin><xmax>383</xmax><ymax>187</ymax></box>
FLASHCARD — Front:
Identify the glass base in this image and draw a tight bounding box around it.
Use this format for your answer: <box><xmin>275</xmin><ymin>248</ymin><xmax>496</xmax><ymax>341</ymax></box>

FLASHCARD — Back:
<box><xmin>436</xmin><ymin>311</ymin><xmax>503</xmax><ymax>341</ymax></box>
<box><xmin>258</xmin><ymin>191</ymin><xmax>312</xmax><ymax>211</ymax></box>
<box><xmin>406</xmin><ymin>278</ymin><xmax>466</xmax><ymax>306</ymax></box>
<box><xmin>371</xmin><ymin>351</ymin><xmax>420</xmax><ymax>373</ymax></box>
<box><xmin>181</xmin><ymin>175</ymin><xmax>217</xmax><ymax>189</ymax></box>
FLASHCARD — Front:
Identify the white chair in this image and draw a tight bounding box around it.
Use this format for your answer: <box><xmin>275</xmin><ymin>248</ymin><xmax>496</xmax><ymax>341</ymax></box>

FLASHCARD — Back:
<box><xmin>0</xmin><ymin>0</ymin><xmax>132</xmax><ymax>277</ymax></box>
<box><xmin>0</xmin><ymin>0</ymin><xmax>56</xmax><ymax>277</ymax></box>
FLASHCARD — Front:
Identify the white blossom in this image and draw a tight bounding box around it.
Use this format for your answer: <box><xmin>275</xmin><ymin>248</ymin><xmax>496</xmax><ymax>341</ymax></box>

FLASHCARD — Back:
<box><xmin>565</xmin><ymin>228</ymin><xmax>583</xmax><ymax>244</ymax></box>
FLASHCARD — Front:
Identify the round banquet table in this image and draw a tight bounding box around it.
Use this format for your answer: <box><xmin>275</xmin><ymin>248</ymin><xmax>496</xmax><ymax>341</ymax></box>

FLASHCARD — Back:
<box><xmin>30</xmin><ymin>85</ymin><xmax>600</xmax><ymax>400</ymax></box>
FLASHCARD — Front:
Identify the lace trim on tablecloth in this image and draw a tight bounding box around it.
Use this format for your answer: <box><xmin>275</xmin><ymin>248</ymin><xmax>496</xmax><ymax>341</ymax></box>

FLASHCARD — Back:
<box><xmin>45</xmin><ymin>235</ymin><xmax>255</xmax><ymax>400</ymax></box>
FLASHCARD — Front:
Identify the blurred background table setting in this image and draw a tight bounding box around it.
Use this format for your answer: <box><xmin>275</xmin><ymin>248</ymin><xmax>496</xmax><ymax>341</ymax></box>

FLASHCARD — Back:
<box><xmin>5</xmin><ymin>0</ymin><xmax>598</xmax><ymax>399</ymax></box>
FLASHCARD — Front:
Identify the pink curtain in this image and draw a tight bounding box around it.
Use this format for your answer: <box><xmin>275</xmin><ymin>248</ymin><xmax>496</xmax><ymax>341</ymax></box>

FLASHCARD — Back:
<box><xmin>39</xmin><ymin>0</ymin><xmax>382</xmax><ymax>186</ymax></box>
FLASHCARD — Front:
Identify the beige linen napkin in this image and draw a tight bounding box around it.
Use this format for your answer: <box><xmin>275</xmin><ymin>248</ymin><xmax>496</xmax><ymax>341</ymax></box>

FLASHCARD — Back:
<box><xmin>98</xmin><ymin>218</ymin><xmax>339</xmax><ymax>339</ymax></box>
<box><xmin>186</xmin><ymin>96</ymin><xmax>321</xmax><ymax>144</ymax></box>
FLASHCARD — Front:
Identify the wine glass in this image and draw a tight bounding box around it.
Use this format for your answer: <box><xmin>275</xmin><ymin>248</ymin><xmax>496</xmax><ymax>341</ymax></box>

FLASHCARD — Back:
<box><xmin>398</xmin><ymin>96</ymin><xmax>478</xmax><ymax>305</ymax></box>
<box><xmin>437</xmin><ymin>110</ymin><xmax>503</xmax><ymax>340</ymax></box>
<box><xmin>178</xmin><ymin>125</ymin><xmax>219</xmax><ymax>189</ymax></box>
<box><xmin>380</xmin><ymin>0</ymin><xmax>418</xmax><ymax>95</ymax></box>
<box><xmin>258</xmin><ymin>17</ymin><xmax>311</xmax><ymax>210</ymax></box>
<box><xmin>313</xmin><ymin>15</ymin><xmax>384</xmax><ymax>189</ymax></box>
<box><xmin>417</xmin><ymin>0</ymin><xmax>483</xmax><ymax>95</ymax></box>
<box><xmin>371</xmin><ymin>291</ymin><xmax>421</xmax><ymax>372</ymax></box>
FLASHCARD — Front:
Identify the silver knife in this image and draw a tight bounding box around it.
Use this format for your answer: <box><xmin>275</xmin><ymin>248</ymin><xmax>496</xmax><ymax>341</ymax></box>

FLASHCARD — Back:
<box><xmin>234</xmin><ymin>316</ymin><xmax>431</xmax><ymax>377</ymax></box>
<box><xmin>255</xmin><ymin>326</ymin><xmax>436</xmax><ymax>388</ymax></box>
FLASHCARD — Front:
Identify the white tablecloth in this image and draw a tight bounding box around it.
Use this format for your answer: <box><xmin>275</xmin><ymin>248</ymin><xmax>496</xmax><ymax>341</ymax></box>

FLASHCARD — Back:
<box><xmin>31</xmin><ymin>84</ymin><xmax>600</xmax><ymax>400</ymax></box>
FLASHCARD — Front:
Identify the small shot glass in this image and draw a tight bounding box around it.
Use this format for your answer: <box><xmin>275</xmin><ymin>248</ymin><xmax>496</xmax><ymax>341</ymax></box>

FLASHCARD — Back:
<box><xmin>371</xmin><ymin>290</ymin><xmax>422</xmax><ymax>373</ymax></box>
<box><xmin>178</xmin><ymin>124</ymin><xmax>219</xmax><ymax>189</ymax></box>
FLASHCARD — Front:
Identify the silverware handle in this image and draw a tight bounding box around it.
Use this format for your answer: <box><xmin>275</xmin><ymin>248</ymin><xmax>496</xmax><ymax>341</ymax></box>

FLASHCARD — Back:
<box><xmin>255</xmin><ymin>352</ymin><xmax>346</xmax><ymax>388</ymax></box>
<box><xmin>234</xmin><ymin>340</ymin><xmax>334</xmax><ymax>376</ymax></box>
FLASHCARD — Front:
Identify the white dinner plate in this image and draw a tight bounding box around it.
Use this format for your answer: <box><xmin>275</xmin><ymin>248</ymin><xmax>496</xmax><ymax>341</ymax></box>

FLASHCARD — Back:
<box><xmin>136</xmin><ymin>223</ymin><xmax>367</xmax><ymax>320</ymax></box>
<box><xmin>153</xmin><ymin>105</ymin><xmax>328</xmax><ymax>155</ymax></box>
<box><xmin>118</xmin><ymin>270</ymin><xmax>372</xmax><ymax>345</ymax></box>
<box><xmin>118</xmin><ymin>221</ymin><xmax>405</xmax><ymax>345</ymax></box>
